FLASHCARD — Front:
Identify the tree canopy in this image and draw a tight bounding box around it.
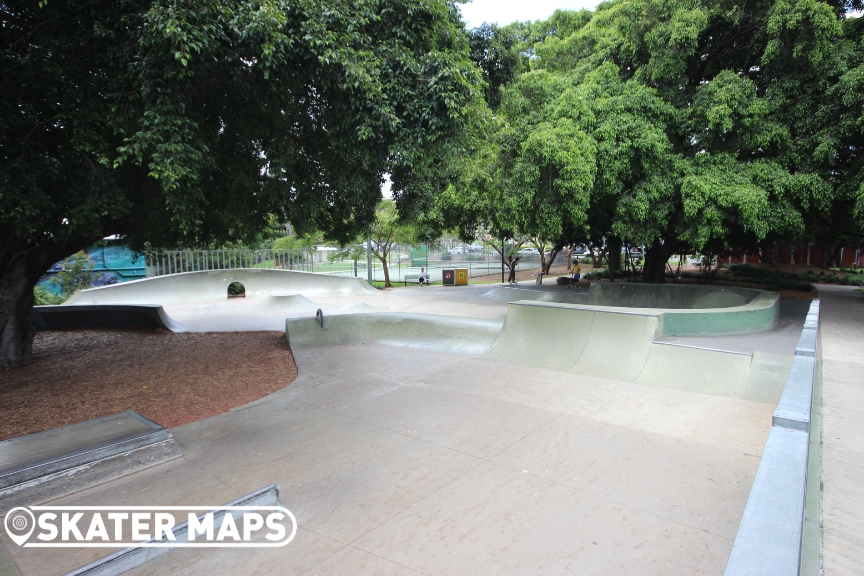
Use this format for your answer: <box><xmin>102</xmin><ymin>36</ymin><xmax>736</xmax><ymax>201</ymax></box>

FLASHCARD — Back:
<box><xmin>421</xmin><ymin>0</ymin><xmax>864</xmax><ymax>281</ymax></box>
<box><xmin>0</xmin><ymin>0</ymin><xmax>483</xmax><ymax>367</ymax></box>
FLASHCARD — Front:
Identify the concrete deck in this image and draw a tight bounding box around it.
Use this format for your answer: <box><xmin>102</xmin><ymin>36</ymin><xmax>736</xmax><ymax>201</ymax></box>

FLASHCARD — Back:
<box><xmin>2</xmin><ymin>343</ymin><xmax>775</xmax><ymax>575</ymax></box>
<box><xmin>1</xmin><ymin>275</ymin><xmax>824</xmax><ymax>575</ymax></box>
<box><xmin>818</xmin><ymin>286</ymin><xmax>864</xmax><ymax>575</ymax></box>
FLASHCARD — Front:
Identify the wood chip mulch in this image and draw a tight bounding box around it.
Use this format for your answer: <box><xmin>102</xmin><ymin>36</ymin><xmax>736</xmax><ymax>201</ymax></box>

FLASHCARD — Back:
<box><xmin>0</xmin><ymin>330</ymin><xmax>297</xmax><ymax>441</ymax></box>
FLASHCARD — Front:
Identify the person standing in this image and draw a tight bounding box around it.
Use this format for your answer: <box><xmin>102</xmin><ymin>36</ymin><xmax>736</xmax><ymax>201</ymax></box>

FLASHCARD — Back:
<box><xmin>507</xmin><ymin>257</ymin><xmax>520</xmax><ymax>284</ymax></box>
<box><xmin>570</xmin><ymin>259</ymin><xmax>582</xmax><ymax>289</ymax></box>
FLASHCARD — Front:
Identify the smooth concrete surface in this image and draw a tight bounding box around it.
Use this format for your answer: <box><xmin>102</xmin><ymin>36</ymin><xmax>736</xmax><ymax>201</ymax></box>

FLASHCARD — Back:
<box><xmin>66</xmin><ymin>485</ymin><xmax>282</xmax><ymax>576</ymax></box>
<box><xmin>818</xmin><ymin>286</ymin><xmax>864</xmax><ymax>575</ymax></box>
<box><xmin>656</xmin><ymin>299</ymin><xmax>810</xmax><ymax>356</ymax></box>
<box><xmin>1</xmin><ymin>344</ymin><xmax>776</xmax><ymax>576</ymax></box>
<box><xmin>0</xmin><ymin>413</ymin><xmax>157</xmax><ymax>479</ymax></box>
<box><xmin>65</xmin><ymin>269</ymin><xmax>379</xmax><ymax>305</ymax></box>
<box><xmin>286</xmin><ymin>313</ymin><xmax>502</xmax><ymax>356</ymax></box>
<box><xmin>772</xmin><ymin>355</ymin><xmax>816</xmax><ymax>431</ymax></box>
<box><xmin>0</xmin><ymin>412</ymin><xmax>181</xmax><ymax>512</ymax></box>
<box><xmin>723</xmin><ymin>299</ymin><xmax>820</xmax><ymax>576</ymax></box>
<box><xmin>484</xmin><ymin>302</ymin><xmax>791</xmax><ymax>401</ymax></box>
<box><xmin>723</xmin><ymin>426</ymin><xmax>809</xmax><ymax>576</ymax></box>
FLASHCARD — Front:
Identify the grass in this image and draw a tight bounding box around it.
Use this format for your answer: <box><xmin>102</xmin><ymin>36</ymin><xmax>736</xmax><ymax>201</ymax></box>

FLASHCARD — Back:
<box><xmin>855</xmin><ymin>289</ymin><xmax>864</xmax><ymax>296</ymax></box>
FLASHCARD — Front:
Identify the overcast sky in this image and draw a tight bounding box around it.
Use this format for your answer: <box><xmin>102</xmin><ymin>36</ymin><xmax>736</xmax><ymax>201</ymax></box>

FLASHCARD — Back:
<box><xmin>459</xmin><ymin>0</ymin><xmax>600</xmax><ymax>29</ymax></box>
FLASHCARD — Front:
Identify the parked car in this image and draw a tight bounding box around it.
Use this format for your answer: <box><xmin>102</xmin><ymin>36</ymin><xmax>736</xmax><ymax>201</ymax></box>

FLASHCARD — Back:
<box><xmin>467</xmin><ymin>244</ymin><xmax>484</xmax><ymax>253</ymax></box>
<box><xmin>517</xmin><ymin>247</ymin><xmax>541</xmax><ymax>258</ymax></box>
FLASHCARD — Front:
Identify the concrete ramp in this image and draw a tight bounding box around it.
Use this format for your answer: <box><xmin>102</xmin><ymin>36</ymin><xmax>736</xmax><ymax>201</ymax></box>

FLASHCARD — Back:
<box><xmin>285</xmin><ymin>313</ymin><xmax>502</xmax><ymax>356</ymax></box>
<box><xmin>65</xmin><ymin>269</ymin><xmax>378</xmax><ymax>306</ymax></box>
<box><xmin>571</xmin><ymin>312</ymin><xmax>658</xmax><ymax>381</ymax></box>
<box><xmin>484</xmin><ymin>301</ymin><xmax>789</xmax><ymax>402</ymax></box>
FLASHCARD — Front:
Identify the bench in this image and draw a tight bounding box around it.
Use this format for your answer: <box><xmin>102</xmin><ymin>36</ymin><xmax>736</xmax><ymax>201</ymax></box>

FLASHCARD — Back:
<box><xmin>403</xmin><ymin>274</ymin><xmax>430</xmax><ymax>286</ymax></box>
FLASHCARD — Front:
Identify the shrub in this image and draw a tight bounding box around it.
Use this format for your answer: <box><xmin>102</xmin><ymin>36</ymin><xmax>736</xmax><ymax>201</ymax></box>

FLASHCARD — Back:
<box><xmin>440</xmin><ymin>251</ymin><xmax>452</xmax><ymax>261</ymax></box>
<box><xmin>50</xmin><ymin>252</ymin><xmax>96</xmax><ymax>296</ymax></box>
<box><xmin>34</xmin><ymin>285</ymin><xmax>67</xmax><ymax>305</ymax></box>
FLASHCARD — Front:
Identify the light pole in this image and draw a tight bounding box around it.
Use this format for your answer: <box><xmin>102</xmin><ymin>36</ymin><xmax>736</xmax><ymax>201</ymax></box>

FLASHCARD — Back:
<box><xmin>366</xmin><ymin>234</ymin><xmax>373</xmax><ymax>285</ymax></box>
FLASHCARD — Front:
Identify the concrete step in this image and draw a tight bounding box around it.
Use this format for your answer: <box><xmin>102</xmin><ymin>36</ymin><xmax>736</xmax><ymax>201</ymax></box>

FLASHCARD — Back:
<box><xmin>0</xmin><ymin>412</ymin><xmax>181</xmax><ymax>512</ymax></box>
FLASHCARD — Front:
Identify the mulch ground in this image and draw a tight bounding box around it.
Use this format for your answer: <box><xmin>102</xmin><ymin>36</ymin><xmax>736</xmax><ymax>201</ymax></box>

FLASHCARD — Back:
<box><xmin>0</xmin><ymin>330</ymin><xmax>297</xmax><ymax>441</ymax></box>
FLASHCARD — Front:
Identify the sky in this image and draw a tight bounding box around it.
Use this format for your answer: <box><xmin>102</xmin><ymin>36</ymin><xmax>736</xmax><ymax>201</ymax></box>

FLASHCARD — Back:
<box><xmin>459</xmin><ymin>0</ymin><xmax>600</xmax><ymax>29</ymax></box>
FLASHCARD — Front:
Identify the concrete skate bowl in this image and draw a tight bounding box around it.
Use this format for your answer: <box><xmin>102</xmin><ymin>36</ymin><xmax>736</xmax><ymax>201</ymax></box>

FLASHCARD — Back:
<box><xmin>483</xmin><ymin>300</ymin><xmax>791</xmax><ymax>403</ymax></box>
<box><xmin>64</xmin><ymin>269</ymin><xmax>378</xmax><ymax>305</ymax></box>
<box><xmin>487</xmin><ymin>282</ymin><xmax>779</xmax><ymax>337</ymax></box>
<box><xmin>33</xmin><ymin>270</ymin><xmax>379</xmax><ymax>332</ymax></box>
<box><xmin>285</xmin><ymin>313</ymin><xmax>502</xmax><ymax>356</ymax></box>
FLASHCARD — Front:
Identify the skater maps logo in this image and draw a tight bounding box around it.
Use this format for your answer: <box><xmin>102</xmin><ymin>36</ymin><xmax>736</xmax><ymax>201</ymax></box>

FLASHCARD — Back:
<box><xmin>4</xmin><ymin>505</ymin><xmax>296</xmax><ymax>548</ymax></box>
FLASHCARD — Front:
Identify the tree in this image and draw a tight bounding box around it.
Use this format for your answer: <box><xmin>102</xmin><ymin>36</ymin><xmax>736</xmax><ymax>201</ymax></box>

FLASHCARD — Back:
<box><xmin>0</xmin><ymin>0</ymin><xmax>482</xmax><ymax>368</ymax></box>
<box><xmin>527</xmin><ymin>0</ymin><xmax>861</xmax><ymax>282</ymax></box>
<box><xmin>369</xmin><ymin>200</ymin><xmax>416</xmax><ymax>288</ymax></box>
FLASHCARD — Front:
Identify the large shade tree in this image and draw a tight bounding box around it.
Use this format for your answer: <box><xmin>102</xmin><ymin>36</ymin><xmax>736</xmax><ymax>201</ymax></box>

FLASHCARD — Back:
<box><xmin>0</xmin><ymin>0</ymin><xmax>482</xmax><ymax>368</ymax></box>
<box><xmin>431</xmin><ymin>0</ymin><xmax>864</xmax><ymax>282</ymax></box>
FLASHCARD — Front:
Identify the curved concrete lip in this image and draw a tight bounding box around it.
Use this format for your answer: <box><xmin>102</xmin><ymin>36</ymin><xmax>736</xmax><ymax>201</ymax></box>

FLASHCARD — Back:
<box><xmin>64</xmin><ymin>268</ymin><xmax>379</xmax><ymax>306</ymax></box>
<box><xmin>488</xmin><ymin>282</ymin><xmax>779</xmax><ymax>337</ymax></box>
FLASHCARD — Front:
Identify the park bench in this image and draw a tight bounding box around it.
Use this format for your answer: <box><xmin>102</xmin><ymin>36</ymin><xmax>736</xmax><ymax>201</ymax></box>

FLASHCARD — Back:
<box><xmin>403</xmin><ymin>274</ymin><xmax>430</xmax><ymax>286</ymax></box>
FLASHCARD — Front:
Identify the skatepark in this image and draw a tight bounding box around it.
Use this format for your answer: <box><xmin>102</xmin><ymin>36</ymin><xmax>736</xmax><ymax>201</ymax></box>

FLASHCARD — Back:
<box><xmin>0</xmin><ymin>269</ymin><xmax>846</xmax><ymax>575</ymax></box>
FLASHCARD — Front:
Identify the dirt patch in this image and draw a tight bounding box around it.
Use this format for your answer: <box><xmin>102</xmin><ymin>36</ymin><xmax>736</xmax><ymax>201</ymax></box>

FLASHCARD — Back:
<box><xmin>0</xmin><ymin>330</ymin><xmax>297</xmax><ymax>441</ymax></box>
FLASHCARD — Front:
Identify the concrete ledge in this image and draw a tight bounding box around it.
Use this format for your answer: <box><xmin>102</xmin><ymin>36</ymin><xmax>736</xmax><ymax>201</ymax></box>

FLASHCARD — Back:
<box><xmin>0</xmin><ymin>412</ymin><xmax>181</xmax><ymax>512</ymax></box>
<box><xmin>724</xmin><ymin>427</ymin><xmax>809</xmax><ymax>576</ymax></box>
<box><xmin>65</xmin><ymin>484</ymin><xmax>281</xmax><ymax>576</ymax></box>
<box><xmin>795</xmin><ymin>329</ymin><xmax>818</xmax><ymax>357</ymax></box>
<box><xmin>725</xmin><ymin>297</ymin><xmax>820</xmax><ymax>575</ymax></box>
<box><xmin>31</xmin><ymin>304</ymin><xmax>183</xmax><ymax>332</ymax></box>
<box><xmin>772</xmin><ymin>356</ymin><xmax>816</xmax><ymax>432</ymax></box>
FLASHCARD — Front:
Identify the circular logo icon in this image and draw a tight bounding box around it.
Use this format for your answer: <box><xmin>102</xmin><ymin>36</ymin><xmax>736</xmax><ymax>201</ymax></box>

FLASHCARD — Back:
<box><xmin>4</xmin><ymin>507</ymin><xmax>35</xmax><ymax>546</ymax></box>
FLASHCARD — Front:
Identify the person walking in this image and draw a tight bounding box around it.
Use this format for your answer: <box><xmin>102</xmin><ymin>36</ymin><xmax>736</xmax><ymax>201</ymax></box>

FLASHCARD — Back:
<box><xmin>570</xmin><ymin>259</ymin><xmax>582</xmax><ymax>289</ymax></box>
<box><xmin>418</xmin><ymin>267</ymin><xmax>427</xmax><ymax>286</ymax></box>
<box><xmin>507</xmin><ymin>257</ymin><xmax>520</xmax><ymax>284</ymax></box>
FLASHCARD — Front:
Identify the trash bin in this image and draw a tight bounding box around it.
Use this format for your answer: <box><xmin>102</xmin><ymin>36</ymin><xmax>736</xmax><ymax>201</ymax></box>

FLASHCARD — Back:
<box><xmin>443</xmin><ymin>269</ymin><xmax>455</xmax><ymax>285</ymax></box>
<box><xmin>455</xmin><ymin>268</ymin><xmax>468</xmax><ymax>285</ymax></box>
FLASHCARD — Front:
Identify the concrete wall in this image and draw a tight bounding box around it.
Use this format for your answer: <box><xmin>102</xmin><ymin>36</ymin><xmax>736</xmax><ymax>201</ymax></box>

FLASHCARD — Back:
<box><xmin>724</xmin><ymin>299</ymin><xmax>820</xmax><ymax>576</ymax></box>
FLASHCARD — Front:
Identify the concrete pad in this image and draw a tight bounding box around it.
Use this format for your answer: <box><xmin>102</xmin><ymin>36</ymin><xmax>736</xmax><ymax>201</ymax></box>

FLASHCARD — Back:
<box><xmin>489</xmin><ymin>413</ymin><xmax>757</xmax><ymax>539</ymax></box>
<box><xmin>351</xmin><ymin>461</ymin><xmax>733</xmax><ymax>575</ymax></box>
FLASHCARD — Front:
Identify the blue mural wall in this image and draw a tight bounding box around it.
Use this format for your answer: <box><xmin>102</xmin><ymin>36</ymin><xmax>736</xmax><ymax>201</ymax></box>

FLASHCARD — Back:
<box><xmin>38</xmin><ymin>242</ymin><xmax>146</xmax><ymax>293</ymax></box>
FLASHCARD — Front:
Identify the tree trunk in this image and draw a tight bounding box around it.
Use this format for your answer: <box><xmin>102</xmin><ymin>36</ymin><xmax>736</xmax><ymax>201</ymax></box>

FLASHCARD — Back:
<box><xmin>641</xmin><ymin>239</ymin><xmax>675</xmax><ymax>284</ymax></box>
<box><xmin>607</xmin><ymin>236</ymin><xmax>622</xmax><ymax>280</ymax></box>
<box><xmin>543</xmin><ymin>249</ymin><xmax>559</xmax><ymax>274</ymax></box>
<box><xmin>374</xmin><ymin>252</ymin><xmax>392</xmax><ymax>288</ymax></box>
<box><xmin>0</xmin><ymin>231</ymin><xmax>84</xmax><ymax>369</ymax></box>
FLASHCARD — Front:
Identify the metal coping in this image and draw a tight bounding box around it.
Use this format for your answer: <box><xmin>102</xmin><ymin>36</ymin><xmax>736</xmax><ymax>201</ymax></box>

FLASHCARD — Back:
<box><xmin>651</xmin><ymin>341</ymin><xmax>753</xmax><ymax>357</ymax></box>
<box><xmin>64</xmin><ymin>484</ymin><xmax>282</xmax><ymax>576</ymax></box>
<box><xmin>724</xmin><ymin>299</ymin><xmax>819</xmax><ymax>575</ymax></box>
<box><xmin>0</xmin><ymin>412</ymin><xmax>172</xmax><ymax>490</ymax></box>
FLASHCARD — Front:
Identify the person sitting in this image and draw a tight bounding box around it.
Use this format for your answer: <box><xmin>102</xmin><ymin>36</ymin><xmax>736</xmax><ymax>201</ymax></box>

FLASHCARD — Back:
<box><xmin>418</xmin><ymin>267</ymin><xmax>427</xmax><ymax>286</ymax></box>
<box><xmin>570</xmin><ymin>259</ymin><xmax>582</xmax><ymax>289</ymax></box>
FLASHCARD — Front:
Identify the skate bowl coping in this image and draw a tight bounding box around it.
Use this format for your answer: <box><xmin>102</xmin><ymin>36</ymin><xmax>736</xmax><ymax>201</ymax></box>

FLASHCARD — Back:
<box><xmin>576</xmin><ymin>282</ymin><xmax>779</xmax><ymax>336</ymax></box>
<box><xmin>64</xmin><ymin>269</ymin><xmax>378</xmax><ymax>306</ymax></box>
